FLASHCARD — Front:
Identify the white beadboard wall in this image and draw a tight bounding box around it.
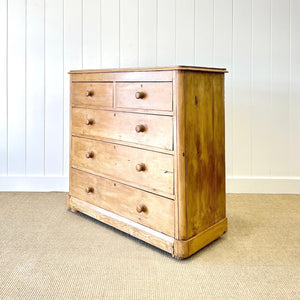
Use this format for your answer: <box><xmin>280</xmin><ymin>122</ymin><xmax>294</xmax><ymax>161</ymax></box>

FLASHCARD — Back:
<box><xmin>0</xmin><ymin>0</ymin><xmax>299</xmax><ymax>193</ymax></box>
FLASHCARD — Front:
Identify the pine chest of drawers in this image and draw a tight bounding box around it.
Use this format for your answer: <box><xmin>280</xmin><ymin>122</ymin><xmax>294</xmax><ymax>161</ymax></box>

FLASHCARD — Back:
<box><xmin>67</xmin><ymin>66</ymin><xmax>227</xmax><ymax>259</ymax></box>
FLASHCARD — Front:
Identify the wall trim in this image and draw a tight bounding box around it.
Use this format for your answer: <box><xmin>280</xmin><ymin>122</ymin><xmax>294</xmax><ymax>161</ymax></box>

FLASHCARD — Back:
<box><xmin>226</xmin><ymin>176</ymin><xmax>300</xmax><ymax>194</ymax></box>
<box><xmin>0</xmin><ymin>176</ymin><xmax>68</xmax><ymax>192</ymax></box>
<box><xmin>0</xmin><ymin>176</ymin><xmax>299</xmax><ymax>194</ymax></box>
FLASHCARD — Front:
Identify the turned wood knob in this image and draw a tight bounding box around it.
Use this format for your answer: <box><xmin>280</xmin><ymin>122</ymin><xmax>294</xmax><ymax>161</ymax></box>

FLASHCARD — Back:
<box><xmin>85</xmin><ymin>186</ymin><xmax>94</xmax><ymax>194</ymax></box>
<box><xmin>136</xmin><ymin>204</ymin><xmax>146</xmax><ymax>213</ymax></box>
<box><xmin>85</xmin><ymin>90</ymin><xmax>93</xmax><ymax>97</ymax></box>
<box><xmin>85</xmin><ymin>118</ymin><xmax>94</xmax><ymax>125</ymax></box>
<box><xmin>136</xmin><ymin>163</ymin><xmax>145</xmax><ymax>172</ymax></box>
<box><xmin>85</xmin><ymin>151</ymin><xmax>94</xmax><ymax>159</ymax></box>
<box><xmin>135</xmin><ymin>124</ymin><xmax>145</xmax><ymax>133</ymax></box>
<box><xmin>135</xmin><ymin>91</ymin><xmax>145</xmax><ymax>99</ymax></box>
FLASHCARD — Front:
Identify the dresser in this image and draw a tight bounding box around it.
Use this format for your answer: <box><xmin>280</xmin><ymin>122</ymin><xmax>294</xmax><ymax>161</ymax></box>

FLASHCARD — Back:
<box><xmin>67</xmin><ymin>66</ymin><xmax>227</xmax><ymax>259</ymax></box>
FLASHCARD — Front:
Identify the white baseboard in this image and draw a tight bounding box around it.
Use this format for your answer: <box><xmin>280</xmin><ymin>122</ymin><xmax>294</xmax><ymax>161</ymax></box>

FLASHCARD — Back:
<box><xmin>0</xmin><ymin>175</ymin><xmax>299</xmax><ymax>194</ymax></box>
<box><xmin>226</xmin><ymin>177</ymin><xmax>300</xmax><ymax>194</ymax></box>
<box><xmin>0</xmin><ymin>176</ymin><xmax>68</xmax><ymax>192</ymax></box>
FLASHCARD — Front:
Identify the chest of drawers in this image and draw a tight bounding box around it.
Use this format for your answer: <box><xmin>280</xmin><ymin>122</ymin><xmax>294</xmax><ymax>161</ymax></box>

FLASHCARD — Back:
<box><xmin>67</xmin><ymin>66</ymin><xmax>227</xmax><ymax>259</ymax></box>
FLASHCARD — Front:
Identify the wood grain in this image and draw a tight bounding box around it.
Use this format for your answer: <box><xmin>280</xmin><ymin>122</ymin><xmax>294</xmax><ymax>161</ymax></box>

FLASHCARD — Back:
<box><xmin>115</xmin><ymin>82</ymin><xmax>172</xmax><ymax>111</ymax></box>
<box><xmin>71</xmin><ymin>71</ymin><xmax>173</xmax><ymax>82</ymax></box>
<box><xmin>213</xmin><ymin>74</ymin><xmax>226</xmax><ymax>222</ymax></box>
<box><xmin>173</xmin><ymin>218</ymin><xmax>227</xmax><ymax>259</ymax></box>
<box><xmin>68</xmin><ymin>67</ymin><xmax>227</xmax><ymax>259</ymax></box>
<box><xmin>68</xmin><ymin>196</ymin><xmax>174</xmax><ymax>253</ymax></box>
<box><xmin>72</xmin><ymin>82</ymin><xmax>113</xmax><ymax>107</ymax></box>
<box><xmin>72</xmin><ymin>108</ymin><xmax>173</xmax><ymax>150</ymax></box>
<box><xmin>69</xmin><ymin>66</ymin><xmax>227</xmax><ymax>73</ymax></box>
<box><xmin>174</xmin><ymin>70</ymin><xmax>187</xmax><ymax>240</ymax></box>
<box><xmin>70</xmin><ymin>168</ymin><xmax>174</xmax><ymax>236</ymax></box>
<box><xmin>71</xmin><ymin>136</ymin><xmax>174</xmax><ymax>196</ymax></box>
<box><xmin>184</xmin><ymin>71</ymin><xmax>215</xmax><ymax>239</ymax></box>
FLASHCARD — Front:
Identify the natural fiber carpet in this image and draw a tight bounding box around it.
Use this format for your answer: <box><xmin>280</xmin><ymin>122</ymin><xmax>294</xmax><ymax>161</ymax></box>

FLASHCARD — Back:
<box><xmin>0</xmin><ymin>193</ymin><xmax>299</xmax><ymax>299</ymax></box>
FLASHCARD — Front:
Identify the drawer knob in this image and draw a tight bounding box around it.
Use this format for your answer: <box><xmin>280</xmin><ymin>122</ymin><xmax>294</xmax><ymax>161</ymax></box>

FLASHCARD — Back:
<box><xmin>136</xmin><ymin>204</ymin><xmax>146</xmax><ymax>213</ymax></box>
<box><xmin>85</xmin><ymin>151</ymin><xmax>94</xmax><ymax>159</ymax></box>
<box><xmin>85</xmin><ymin>90</ymin><xmax>93</xmax><ymax>97</ymax></box>
<box><xmin>85</xmin><ymin>118</ymin><xmax>94</xmax><ymax>125</ymax></box>
<box><xmin>135</xmin><ymin>124</ymin><xmax>145</xmax><ymax>133</ymax></box>
<box><xmin>85</xmin><ymin>186</ymin><xmax>94</xmax><ymax>194</ymax></box>
<box><xmin>136</xmin><ymin>163</ymin><xmax>145</xmax><ymax>172</ymax></box>
<box><xmin>135</xmin><ymin>91</ymin><xmax>145</xmax><ymax>99</ymax></box>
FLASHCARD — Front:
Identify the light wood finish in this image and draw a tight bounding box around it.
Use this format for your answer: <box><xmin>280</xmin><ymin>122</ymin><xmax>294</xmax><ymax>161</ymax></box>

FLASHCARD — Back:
<box><xmin>71</xmin><ymin>82</ymin><xmax>113</xmax><ymax>107</ymax></box>
<box><xmin>173</xmin><ymin>218</ymin><xmax>228</xmax><ymax>259</ymax></box>
<box><xmin>70</xmin><ymin>168</ymin><xmax>174</xmax><ymax>236</ymax></box>
<box><xmin>71</xmin><ymin>108</ymin><xmax>173</xmax><ymax>151</ymax></box>
<box><xmin>68</xmin><ymin>196</ymin><xmax>174</xmax><ymax>253</ymax></box>
<box><xmin>69</xmin><ymin>65</ymin><xmax>227</xmax><ymax>74</ymax></box>
<box><xmin>71</xmin><ymin>136</ymin><xmax>174</xmax><ymax>195</ymax></box>
<box><xmin>68</xmin><ymin>66</ymin><xmax>227</xmax><ymax>259</ymax></box>
<box><xmin>213</xmin><ymin>74</ymin><xmax>226</xmax><ymax>222</ymax></box>
<box><xmin>184</xmin><ymin>72</ymin><xmax>215</xmax><ymax>238</ymax></box>
<box><xmin>71</xmin><ymin>71</ymin><xmax>173</xmax><ymax>82</ymax></box>
<box><xmin>115</xmin><ymin>82</ymin><xmax>172</xmax><ymax>111</ymax></box>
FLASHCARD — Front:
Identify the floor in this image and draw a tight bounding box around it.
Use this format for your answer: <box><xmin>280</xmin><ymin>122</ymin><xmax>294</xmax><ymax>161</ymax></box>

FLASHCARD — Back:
<box><xmin>0</xmin><ymin>192</ymin><xmax>299</xmax><ymax>299</ymax></box>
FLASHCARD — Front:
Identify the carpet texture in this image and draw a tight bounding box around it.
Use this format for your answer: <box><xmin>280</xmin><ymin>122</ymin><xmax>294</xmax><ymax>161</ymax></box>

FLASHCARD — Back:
<box><xmin>0</xmin><ymin>192</ymin><xmax>299</xmax><ymax>299</ymax></box>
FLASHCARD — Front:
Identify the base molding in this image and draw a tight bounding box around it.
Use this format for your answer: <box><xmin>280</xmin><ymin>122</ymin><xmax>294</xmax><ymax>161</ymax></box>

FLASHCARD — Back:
<box><xmin>226</xmin><ymin>177</ymin><xmax>300</xmax><ymax>194</ymax></box>
<box><xmin>68</xmin><ymin>195</ymin><xmax>174</xmax><ymax>254</ymax></box>
<box><xmin>0</xmin><ymin>176</ymin><xmax>68</xmax><ymax>191</ymax></box>
<box><xmin>173</xmin><ymin>218</ymin><xmax>228</xmax><ymax>259</ymax></box>
<box><xmin>68</xmin><ymin>195</ymin><xmax>227</xmax><ymax>259</ymax></box>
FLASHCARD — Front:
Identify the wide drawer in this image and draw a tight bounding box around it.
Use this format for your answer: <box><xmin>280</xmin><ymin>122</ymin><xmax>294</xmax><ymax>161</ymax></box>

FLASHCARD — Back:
<box><xmin>72</xmin><ymin>108</ymin><xmax>173</xmax><ymax>151</ymax></box>
<box><xmin>71</xmin><ymin>136</ymin><xmax>174</xmax><ymax>196</ymax></box>
<box><xmin>70</xmin><ymin>168</ymin><xmax>174</xmax><ymax>236</ymax></box>
<box><xmin>115</xmin><ymin>82</ymin><xmax>172</xmax><ymax>111</ymax></box>
<box><xmin>72</xmin><ymin>82</ymin><xmax>113</xmax><ymax>107</ymax></box>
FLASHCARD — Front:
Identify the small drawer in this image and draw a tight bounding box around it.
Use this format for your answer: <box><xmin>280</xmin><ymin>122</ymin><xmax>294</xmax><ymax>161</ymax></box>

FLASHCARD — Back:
<box><xmin>71</xmin><ymin>137</ymin><xmax>174</xmax><ymax>196</ymax></box>
<box><xmin>72</xmin><ymin>82</ymin><xmax>113</xmax><ymax>107</ymax></box>
<box><xmin>70</xmin><ymin>168</ymin><xmax>174</xmax><ymax>236</ymax></box>
<box><xmin>72</xmin><ymin>108</ymin><xmax>173</xmax><ymax>151</ymax></box>
<box><xmin>115</xmin><ymin>82</ymin><xmax>172</xmax><ymax>111</ymax></box>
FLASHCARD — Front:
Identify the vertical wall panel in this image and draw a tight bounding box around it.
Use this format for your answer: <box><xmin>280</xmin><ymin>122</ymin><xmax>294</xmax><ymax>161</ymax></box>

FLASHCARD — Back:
<box><xmin>232</xmin><ymin>0</ymin><xmax>252</xmax><ymax>176</ymax></box>
<box><xmin>195</xmin><ymin>0</ymin><xmax>213</xmax><ymax>66</ymax></box>
<box><xmin>120</xmin><ymin>0</ymin><xmax>138</xmax><ymax>67</ymax></box>
<box><xmin>176</xmin><ymin>0</ymin><xmax>194</xmax><ymax>65</ymax></box>
<box><xmin>83</xmin><ymin>0</ymin><xmax>101</xmax><ymax>68</ymax></box>
<box><xmin>252</xmin><ymin>0</ymin><xmax>271</xmax><ymax>176</ymax></box>
<box><xmin>0</xmin><ymin>0</ymin><xmax>299</xmax><ymax>192</ymax></box>
<box><xmin>290</xmin><ymin>0</ymin><xmax>300</xmax><ymax>176</ymax></box>
<box><xmin>0</xmin><ymin>0</ymin><xmax>7</xmax><ymax>175</ymax></box>
<box><xmin>7</xmin><ymin>0</ymin><xmax>26</xmax><ymax>175</ymax></box>
<box><xmin>45</xmin><ymin>0</ymin><xmax>63</xmax><ymax>175</ymax></box>
<box><xmin>64</xmin><ymin>0</ymin><xmax>82</xmax><ymax>176</ymax></box>
<box><xmin>270</xmin><ymin>0</ymin><xmax>290</xmax><ymax>176</ymax></box>
<box><xmin>26</xmin><ymin>0</ymin><xmax>45</xmax><ymax>175</ymax></box>
<box><xmin>157</xmin><ymin>0</ymin><xmax>175</xmax><ymax>65</ymax></box>
<box><xmin>139</xmin><ymin>0</ymin><xmax>156</xmax><ymax>66</ymax></box>
<box><xmin>101</xmin><ymin>0</ymin><xmax>119</xmax><ymax>68</ymax></box>
<box><xmin>214</xmin><ymin>0</ymin><xmax>233</xmax><ymax>177</ymax></box>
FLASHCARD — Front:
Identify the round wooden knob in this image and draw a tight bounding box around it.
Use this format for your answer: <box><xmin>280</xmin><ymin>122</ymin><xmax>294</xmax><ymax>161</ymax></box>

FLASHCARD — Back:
<box><xmin>136</xmin><ymin>204</ymin><xmax>146</xmax><ymax>213</ymax></box>
<box><xmin>85</xmin><ymin>118</ymin><xmax>94</xmax><ymax>125</ymax></box>
<box><xmin>136</xmin><ymin>163</ymin><xmax>145</xmax><ymax>172</ymax></box>
<box><xmin>85</xmin><ymin>151</ymin><xmax>94</xmax><ymax>159</ymax></box>
<box><xmin>135</xmin><ymin>91</ymin><xmax>145</xmax><ymax>99</ymax></box>
<box><xmin>85</xmin><ymin>90</ymin><xmax>93</xmax><ymax>97</ymax></box>
<box><xmin>135</xmin><ymin>124</ymin><xmax>145</xmax><ymax>133</ymax></box>
<box><xmin>85</xmin><ymin>186</ymin><xmax>94</xmax><ymax>194</ymax></box>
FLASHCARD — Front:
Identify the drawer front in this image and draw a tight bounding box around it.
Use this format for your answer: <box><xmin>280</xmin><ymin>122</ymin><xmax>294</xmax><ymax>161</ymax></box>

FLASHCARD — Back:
<box><xmin>72</xmin><ymin>108</ymin><xmax>173</xmax><ymax>150</ymax></box>
<box><xmin>72</xmin><ymin>82</ymin><xmax>113</xmax><ymax>107</ymax></box>
<box><xmin>71</xmin><ymin>137</ymin><xmax>174</xmax><ymax>195</ymax></box>
<box><xmin>115</xmin><ymin>82</ymin><xmax>172</xmax><ymax>111</ymax></box>
<box><xmin>70</xmin><ymin>168</ymin><xmax>174</xmax><ymax>236</ymax></box>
